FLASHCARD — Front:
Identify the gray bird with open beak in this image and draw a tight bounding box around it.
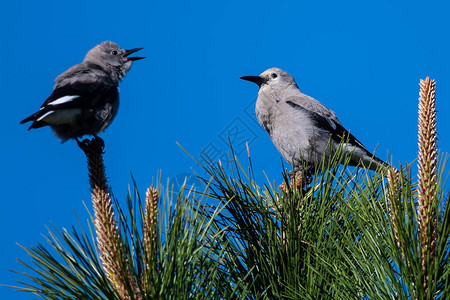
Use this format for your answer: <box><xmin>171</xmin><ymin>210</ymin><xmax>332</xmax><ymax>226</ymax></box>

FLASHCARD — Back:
<box><xmin>241</xmin><ymin>67</ymin><xmax>386</xmax><ymax>175</ymax></box>
<box><xmin>21</xmin><ymin>41</ymin><xmax>145</xmax><ymax>142</ymax></box>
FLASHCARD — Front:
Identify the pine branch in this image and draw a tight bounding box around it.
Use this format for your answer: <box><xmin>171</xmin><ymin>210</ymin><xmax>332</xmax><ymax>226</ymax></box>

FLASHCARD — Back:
<box><xmin>386</xmin><ymin>167</ymin><xmax>403</xmax><ymax>256</ymax></box>
<box><xmin>77</xmin><ymin>137</ymin><xmax>139</xmax><ymax>299</ymax></box>
<box><xmin>417</xmin><ymin>77</ymin><xmax>438</xmax><ymax>294</ymax></box>
<box><xmin>141</xmin><ymin>186</ymin><xmax>159</xmax><ymax>297</ymax></box>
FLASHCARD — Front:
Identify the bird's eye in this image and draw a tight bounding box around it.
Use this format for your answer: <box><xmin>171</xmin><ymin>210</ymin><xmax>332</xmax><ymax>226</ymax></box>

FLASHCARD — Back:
<box><xmin>271</xmin><ymin>73</ymin><xmax>278</xmax><ymax>78</ymax></box>
<box><xmin>111</xmin><ymin>50</ymin><xmax>119</xmax><ymax>55</ymax></box>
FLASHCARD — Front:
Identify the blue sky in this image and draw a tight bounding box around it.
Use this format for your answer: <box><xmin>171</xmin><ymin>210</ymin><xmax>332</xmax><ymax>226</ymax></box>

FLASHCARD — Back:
<box><xmin>2</xmin><ymin>0</ymin><xmax>450</xmax><ymax>298</ymax></box>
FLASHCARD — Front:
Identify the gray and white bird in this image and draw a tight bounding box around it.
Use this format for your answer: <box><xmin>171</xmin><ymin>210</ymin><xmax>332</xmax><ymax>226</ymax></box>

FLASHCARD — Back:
<box><xmin>241</xmin><ymin>67</ymin><xmax>386</xmax><ymax>174</ymax></box>
<box><xmin>21</xmin><ymin>41</ymin><xmax>145</xmax><ymax>142</ymax></box>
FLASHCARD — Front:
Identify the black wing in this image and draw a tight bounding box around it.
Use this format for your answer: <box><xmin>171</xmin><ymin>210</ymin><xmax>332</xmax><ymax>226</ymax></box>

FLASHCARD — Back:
<box><xmin>21</xmin><ymin>71</ymin><xmax>118</xmax><ymax>127</ymax></box>
<box><xmin>42</xmin><ymin>79</ymin><xmax>118</xmax><ymax>110</ymax></box>
<box><xmin>286</xmin><ymin>100</ymin><xmax>370</xmax><ymax>153</ymax></box>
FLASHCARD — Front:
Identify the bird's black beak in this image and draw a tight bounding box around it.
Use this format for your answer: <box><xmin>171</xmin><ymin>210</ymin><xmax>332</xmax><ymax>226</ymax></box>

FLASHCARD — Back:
<box><xmin>240</xmin><ymin>75</ymin><xmax>267</xmax><ymax>87</ymax></box>
<box><xmin>124</xmin><ymin>48</ymin><xmax>145</xmax><ymax>61</ymax></box>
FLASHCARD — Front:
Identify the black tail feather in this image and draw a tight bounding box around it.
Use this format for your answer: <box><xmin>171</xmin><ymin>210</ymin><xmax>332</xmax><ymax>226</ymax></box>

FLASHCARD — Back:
<box><xmin>20</xmin><ymin>110</ymin><xmax>49</xmax><ymax>129</ymax></box>
<box><xmin>20</xmin><ymin>114</ymin><xmax>35</xmax><ymax>124</ymax></box>
<box><xmin>28</xmin><ymin>121</ymin><xmax>47</xmax><ymax>130</ymax></box>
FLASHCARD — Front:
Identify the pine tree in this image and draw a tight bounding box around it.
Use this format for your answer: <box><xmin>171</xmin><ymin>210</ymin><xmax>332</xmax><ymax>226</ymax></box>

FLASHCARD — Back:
<box><xmin>10</xmin><ymin>78</ymin><xmax>449</xmax><ymax>299</ymax></box>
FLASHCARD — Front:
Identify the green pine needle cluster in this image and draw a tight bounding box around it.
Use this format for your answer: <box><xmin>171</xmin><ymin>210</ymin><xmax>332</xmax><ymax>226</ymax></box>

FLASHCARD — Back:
<box><xmin>8</xmin><ymin>78</ymin><xmax>450</xmax><ymax>299</ymax></box>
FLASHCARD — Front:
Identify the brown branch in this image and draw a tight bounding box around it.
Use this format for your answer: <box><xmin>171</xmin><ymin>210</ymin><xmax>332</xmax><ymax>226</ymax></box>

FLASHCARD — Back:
<box><xmin>78</xmin><ymin>137</ymin><xmax>137</xmax><ymax>299</ymax></box>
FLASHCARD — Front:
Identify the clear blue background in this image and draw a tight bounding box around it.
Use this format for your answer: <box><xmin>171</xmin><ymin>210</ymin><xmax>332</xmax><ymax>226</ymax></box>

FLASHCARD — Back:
<box><xmin>2</xmin><ymin>0</ymin><xmax>449</xmax><ymax>298</ymax></box>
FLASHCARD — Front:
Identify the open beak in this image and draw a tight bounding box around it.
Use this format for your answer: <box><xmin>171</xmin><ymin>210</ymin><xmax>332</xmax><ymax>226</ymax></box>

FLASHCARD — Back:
<box><xmin>240</xmin><ymin>75</ymin><xmax>267</xmax><ymax>87</ymax></box>
<box><xmin>124</xmin><ymin>48</ymin><xmax>145</xmax><ymax>61</ymax></box>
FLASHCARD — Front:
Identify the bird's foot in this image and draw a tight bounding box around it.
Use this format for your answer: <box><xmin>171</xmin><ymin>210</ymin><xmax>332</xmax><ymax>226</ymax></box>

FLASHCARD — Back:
<box><xmin>290</xmin><ymin>170</ymin><xmax>312</xmax><ymax>190</ymax></box>
<box><xmin>278</xmin><ymin>170</ymin><xmax>312</xmax><ymax>193</ymax></box>
<box><xmin>76</xmin><ymin>136</ymin><xmax>105</xmax><ymax>154</ymax></box>
<box><xmin>76</xmin><ymin>137</ymin><xmax>88</xmax><ymax>150</ymax></box>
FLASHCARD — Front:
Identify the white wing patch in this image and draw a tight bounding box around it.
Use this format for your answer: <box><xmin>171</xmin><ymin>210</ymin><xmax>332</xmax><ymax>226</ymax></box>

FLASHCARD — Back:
<box><xmin>37</xmin><ymin>111</ymin><xmax>54</xmax><ymax>121</ymax></box>
<box><xmin>47</xmin><ymin>95</ymin><xmax>80</xmax><ymax>106</ymax></box>
<box><xmin>326</xmin><ymin>118</ymin><xmax>337</xmax><ymax>130</ymax></box>
<box><xmin>40</xmin><ymin>109</ymin><xmax>82</xmax><ymax>125</ymax></box>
